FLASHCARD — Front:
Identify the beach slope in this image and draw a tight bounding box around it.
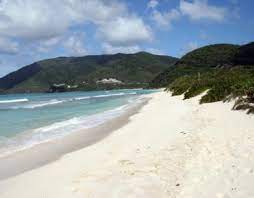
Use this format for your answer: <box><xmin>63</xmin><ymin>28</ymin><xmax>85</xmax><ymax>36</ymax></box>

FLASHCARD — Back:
<box><xmin>0</xmin><ymin>91</ymin><xmax>253</xmax><ymax>198</ymax></box>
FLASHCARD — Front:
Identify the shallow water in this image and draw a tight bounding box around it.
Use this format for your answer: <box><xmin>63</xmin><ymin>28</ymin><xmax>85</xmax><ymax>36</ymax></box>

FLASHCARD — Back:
<box><xmin>0</xmin><ymin>89</ymin><xmax>156</xmax><ymax>157</ymax></box>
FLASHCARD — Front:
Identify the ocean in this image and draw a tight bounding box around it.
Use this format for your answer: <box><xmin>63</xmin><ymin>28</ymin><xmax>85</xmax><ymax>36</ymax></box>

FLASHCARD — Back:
<box><xmin>0</xmin><ymin>89</ymin><xmax>156</xmax><ymax>157</ymax></box>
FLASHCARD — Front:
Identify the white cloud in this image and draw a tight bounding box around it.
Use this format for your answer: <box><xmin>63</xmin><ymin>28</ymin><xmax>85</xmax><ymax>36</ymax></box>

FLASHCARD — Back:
<box><xmin>151</xmin><ymin>9</ymin><xmax>181</xmax><ymax>28</ymax></box>
<box><xmin>180</xmin><ymin>0</ymin><xmax>226</xmax><ymax>22</ymax></box>
<box><xmin>63</xmin><ymin>33</ymin><xmax>87</xmax><ymax>56</ymax></box>
<box><xmin>0</xmin><ymin>0</ymin><xmax>127</xmax><ymax>40</ymax></box>
<box><xmin>187</xmin><ymin>42</ymin><xmax>199</xmax><ymax>51</ymax></box>
<box><xmin>147</xmin><ymin>0</ymin><xmax>159</xmax><ymax>9</ymax></box>
<box><xmin>0</xmin><ymin>0</ymin><xmax>70</xmax><ymax>40</ymax></box>
<box><xmin>0</xmin><ymin>37</ymin><xmax>19</xmax><ymax>54</ymax></box>
<box><xmin>37</xmin><ymin>37</ymin><xmax>61</xmax><ymax>53</ymax></box>
<box><xmin>102</xmin><ymin>43</ymin><xmax>141</xmax><ymax>54</ymax></box>
<box><xmin>98</xmin><ymin>16</ymin><xmax>153</xmax><ymax>46</ymax></box>
<box><xmin>182</xmin><ymin>41</ymin><xmax>199</xmax><ymax>55</ymax></box>
<box><xmin>146</xmin><ymin>48</ymin><xmax>165</xmax><ymax>55</ymax></box>
<box><xmin>37</xmin><ymin>33</ymin><xmax>88</xmax><ymax>56</ymax></box>
<box><xmin>65</xmin><ymin>0</ymin><xmax>126</xmax><ymax>24</ymax></box>
<box><xmin>0</xmin><ymin>0</ymin><xmax>153</xmax><ymax>55</ymax></box>
<box><xmin>41</xmin><ymin>37</ymin><xmax>61</xmax><ymax>47</ymax></box>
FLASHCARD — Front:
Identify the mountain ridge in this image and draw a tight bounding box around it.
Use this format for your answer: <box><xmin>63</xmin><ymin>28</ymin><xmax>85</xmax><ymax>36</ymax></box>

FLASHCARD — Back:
<box><xmin>148</xmin><ymin>41</ymin><xmax>254</xmax><ymax>113</ymax></box>
<box><xmin>0</xmin><ymin>52</ymin><xmax>178</xmax><ymax>93</ymax></box>
<box><xmin>150</xmin><ymin>42</ymin><xmax>254</xmax><ymax>88</ymax></box>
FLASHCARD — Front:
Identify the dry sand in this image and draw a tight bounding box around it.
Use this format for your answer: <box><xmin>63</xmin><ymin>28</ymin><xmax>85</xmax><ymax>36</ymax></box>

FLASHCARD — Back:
<box><xmin>0</xmin><ymin>91</ymin><xmax>253</xmax><ymax>198</ymax></box>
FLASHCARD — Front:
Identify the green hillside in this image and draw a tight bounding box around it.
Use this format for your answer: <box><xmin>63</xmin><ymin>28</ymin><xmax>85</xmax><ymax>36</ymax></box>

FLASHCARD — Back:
<box><xmin>150</xmin><ymin>42</ymin><xmax>254</xmax><ymax>113</ymax></box>
<box><xmin>234</xmin><ymin>42</ymin><xmax>254</xmax><ymax>65</ymax></box>
<box><xmin>180</xmin><ymin>44</ymin><xmax>239</xmax><ymax>67</ymax></box>
<box><xmin>0</xmin><ymin>52</ymin><xmax>178</xmax><ymax>93</ymax></box>
<box><xmin>150</xmin><ymin>44</ymin><xmax>240</xmax><ymax>88</ymax></box>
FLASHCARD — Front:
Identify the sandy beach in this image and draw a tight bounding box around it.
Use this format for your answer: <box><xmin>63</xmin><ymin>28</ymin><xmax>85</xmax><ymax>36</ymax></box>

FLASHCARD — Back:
<box><xmin>0</xmin><ymin>91</ymin><xmax>254</xmax><ymax>198</ymax></box>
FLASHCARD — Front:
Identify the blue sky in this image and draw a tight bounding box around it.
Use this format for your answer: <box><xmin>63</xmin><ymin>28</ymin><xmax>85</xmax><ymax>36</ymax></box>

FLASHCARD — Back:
<box><xmin>0</xmin><ymin>0</ymin><xmax>253</xmax><ymax>77</ymax></box>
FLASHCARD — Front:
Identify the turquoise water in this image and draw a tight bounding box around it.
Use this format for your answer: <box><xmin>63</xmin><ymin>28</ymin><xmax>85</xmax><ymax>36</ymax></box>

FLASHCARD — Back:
<box><xmin>0</xmin><ymin>89</ymin><xmax>155</xmax><ymax>156</ymax></box>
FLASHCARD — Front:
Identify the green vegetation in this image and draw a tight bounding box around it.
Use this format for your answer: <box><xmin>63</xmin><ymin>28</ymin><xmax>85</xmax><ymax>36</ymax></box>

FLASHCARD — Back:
<box><xmin>2</xmin><ymin>40</ymin><xmax>254</xmax><ymax>114</ymax></box>
<box><xmin>151</xmin><ymin>42</ymin><xmax>254</xmax><ymax>114</ymax></box>
<box><xmin>180</xmin><ymin>44</ymin><xmax>239</xmax><ymax>67</ymax></box>
<box><xmin>167</xmin><ymin>68</ymin><xmax>254</xmax><ymax>113</ymax></box>
<box><xmin>0</xmin><ymin>52</ymin><xmax>178</xmax><ymax>93</ymax></box>
<box><xmin>234</xmin><ymin>42</ymin><xmax>254</xmax><ymax>65</ymax></box>
<box><xmin>150</xmin><ymin>44</ymin><xmax>240</xmax><ymax>88</ymax></box>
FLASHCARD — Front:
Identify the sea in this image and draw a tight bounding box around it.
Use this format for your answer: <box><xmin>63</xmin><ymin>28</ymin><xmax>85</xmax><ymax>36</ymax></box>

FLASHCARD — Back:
<box><xmin>0</xmin><ymin>89</ymin><xmax>156</xmax><ymax>157</ymax></box>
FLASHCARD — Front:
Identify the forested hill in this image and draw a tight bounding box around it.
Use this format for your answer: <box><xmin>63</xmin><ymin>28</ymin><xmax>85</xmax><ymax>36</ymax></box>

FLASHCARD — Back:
<box><xmin>150</xmin><ymin>42</ymin><xmax>254</xmax><ymax>88</ymax></box>
<box><xmin>149</xmin><ymin>42</ymin><xmax>254</xmax><ymax>114</ymax></box>
<box><xmin>0</xmin><ymin>52</ymin><xmax>178</xmax><ymax>93</ymax></box>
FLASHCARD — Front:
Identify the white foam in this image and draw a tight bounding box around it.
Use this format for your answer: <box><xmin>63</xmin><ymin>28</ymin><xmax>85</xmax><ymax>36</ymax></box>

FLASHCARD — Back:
<box><xmin>74</xmin><ymin>96</ymin><xmax>91</xmax><ymax>100</ymax></box>
<box><xmin>24</xmin><ymin>99</ymin><xmax>64</xmax><ymax>109</ymax></box>
<box><xmin>0</xmin><ymin>96</ymin><xmax>146</xmax><ymax>158</ymax></box>
<box><xmin>5</xmin><ymin>92</ymin><xmax>138</xmax><ymax>110</ymax></box>
<box><xmin>33</xmin><ymin>103</ymin><xmax>128</xmax><ymax>134</ymax></box>
<box><xmin>75</xmin><ymin>92</ymin><xmax>136</xmax><ymax>100</ymax></box>
<box><xmin>0</xmin><ymin>98</ymin><xmax>29</xmax><ymax>104</ymax></box>
<box><xmin>93</xmin><ymin>93</ymin><xmax>125</xmax><ymax>98</ymax></box>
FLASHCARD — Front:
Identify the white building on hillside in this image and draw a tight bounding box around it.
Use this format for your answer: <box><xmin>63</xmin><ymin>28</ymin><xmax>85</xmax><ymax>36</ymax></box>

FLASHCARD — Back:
<box><xmin>96</xmin><ymin>78</ymin><xmax>123</xmax><ymax>84</ymax></box>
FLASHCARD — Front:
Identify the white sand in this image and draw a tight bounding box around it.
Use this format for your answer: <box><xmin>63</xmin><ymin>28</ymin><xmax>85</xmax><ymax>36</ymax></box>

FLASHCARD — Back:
<box><xmin>0</xmin><ymin>91</ymin><xmax>253</xmax><ymax>198</ymax></box>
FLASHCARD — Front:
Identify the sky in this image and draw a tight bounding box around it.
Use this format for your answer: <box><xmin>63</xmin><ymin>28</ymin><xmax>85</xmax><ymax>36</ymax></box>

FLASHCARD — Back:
<box><xmin>0</xmin><ymin>0</ymin><xmax>253</xmax><ymax>77</ymax></box>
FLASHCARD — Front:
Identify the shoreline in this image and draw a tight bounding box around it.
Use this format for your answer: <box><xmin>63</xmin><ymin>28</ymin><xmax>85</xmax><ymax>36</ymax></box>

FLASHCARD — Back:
<box><xmin>0</xmin><ymin>96</ymin><xmax>150</xmax><ymax>180</ymax></box>
<box><xmin>0</xmin><ymin>91</ymin><xmax>253</xmax><ymax>198</ymax></box>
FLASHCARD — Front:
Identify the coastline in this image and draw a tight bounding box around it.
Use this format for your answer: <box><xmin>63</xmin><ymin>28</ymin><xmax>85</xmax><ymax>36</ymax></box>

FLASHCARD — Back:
<box><xmin>0</xmin><ymin>96</ymin><xmax>150</xmax><ymax>180</ymax></box>
<box><xmin>0</xmin><ymin>91</ymin><xmax>254</xmax><ymax>198</ymax></box>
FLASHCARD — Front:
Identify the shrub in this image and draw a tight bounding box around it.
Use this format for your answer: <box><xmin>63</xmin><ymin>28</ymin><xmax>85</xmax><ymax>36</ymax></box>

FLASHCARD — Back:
<box><xmin>167</xmin><ymin>68</ymin><xmax>254</xmax><ymax>113</ymax></box>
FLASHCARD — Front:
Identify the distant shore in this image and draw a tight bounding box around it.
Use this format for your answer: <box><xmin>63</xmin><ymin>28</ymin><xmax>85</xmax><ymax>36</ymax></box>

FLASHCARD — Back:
<box><xmin>0</xmin><ymin>91</ymin><xmax>253</xmax><ymax>198</ymax></box>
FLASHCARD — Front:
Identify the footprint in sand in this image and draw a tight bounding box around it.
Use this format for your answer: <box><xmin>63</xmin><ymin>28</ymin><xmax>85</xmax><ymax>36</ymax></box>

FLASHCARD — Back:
<box><xmin>118</xmin><ymin>160</ymin><xmax>134</xmax><ymax>166</ymax></box>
